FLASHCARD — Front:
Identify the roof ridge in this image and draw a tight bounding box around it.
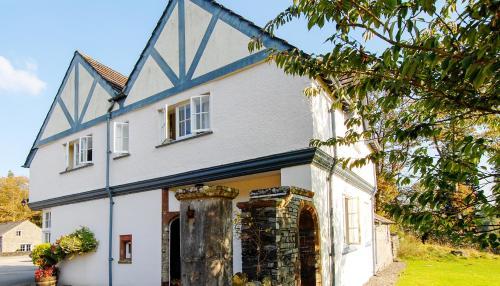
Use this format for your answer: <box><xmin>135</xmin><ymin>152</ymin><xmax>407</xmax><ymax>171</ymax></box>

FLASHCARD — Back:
<box><xmin>76</xmin><ymin>51</ymin><xmax>128</xmax><ymax>91</ymax></box>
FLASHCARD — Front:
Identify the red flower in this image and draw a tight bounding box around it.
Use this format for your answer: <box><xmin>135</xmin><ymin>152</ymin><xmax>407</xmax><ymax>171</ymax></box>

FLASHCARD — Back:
<box><xmin>34</xmin><ymin>266</ymin><xmax>56</xmax><ymax>281</ymax></box>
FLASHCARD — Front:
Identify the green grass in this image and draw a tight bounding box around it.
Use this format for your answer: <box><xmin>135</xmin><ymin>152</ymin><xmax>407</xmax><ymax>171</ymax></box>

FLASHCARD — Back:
<box><xmin>397</xmin><ymin>258</ymin><xmax>500</xmax><ymax>286</ymax></box>
<box><xmin>396</xmin><ymin>233</ymin><xmax>499</xmax><ymax>286</ymax></box>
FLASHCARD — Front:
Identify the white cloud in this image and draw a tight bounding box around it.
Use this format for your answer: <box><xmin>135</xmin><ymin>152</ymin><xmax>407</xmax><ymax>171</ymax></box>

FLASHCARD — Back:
<box><xmin>0</xmin><ymin>56</ymin><xmax>46</xmax><ymax>96</ymax></box>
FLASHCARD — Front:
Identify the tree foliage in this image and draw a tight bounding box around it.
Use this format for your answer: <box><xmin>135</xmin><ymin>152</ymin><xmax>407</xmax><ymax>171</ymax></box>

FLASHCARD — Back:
<box><xmin>251</xmin><ymin>0</ymin><xmax>499</xmax><ymax>249</ymax></box>
<box><xmin>0</xmin><ymin>171</ymin><xmax>40</xmax><ymax>225</ymax></box>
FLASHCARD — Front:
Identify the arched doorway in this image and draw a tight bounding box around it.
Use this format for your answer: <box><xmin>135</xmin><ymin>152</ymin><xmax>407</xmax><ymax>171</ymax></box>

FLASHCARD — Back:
<box><xmin>169</xmin><ymin>217</ymin><xmax>181</xmax><ymax>286</ymax></box>
<box><xmin>299</xmin><ymin>207</ymin><xmax>320</xmax><ymax>286</ymax></box>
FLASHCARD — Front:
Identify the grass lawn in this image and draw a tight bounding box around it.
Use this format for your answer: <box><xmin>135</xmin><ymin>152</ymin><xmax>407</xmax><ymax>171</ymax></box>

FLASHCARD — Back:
<box><xmin>397</xmin><ymin>258</ymin><xmax>500</xmax><ymax>286</ymax></box>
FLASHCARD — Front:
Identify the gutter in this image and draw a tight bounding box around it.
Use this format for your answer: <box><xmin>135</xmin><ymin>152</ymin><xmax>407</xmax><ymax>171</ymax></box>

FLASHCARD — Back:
<box><xmin>106</xmin><ymin>103</ymin><xmax>115</xmax><ymax>286</ymax></box>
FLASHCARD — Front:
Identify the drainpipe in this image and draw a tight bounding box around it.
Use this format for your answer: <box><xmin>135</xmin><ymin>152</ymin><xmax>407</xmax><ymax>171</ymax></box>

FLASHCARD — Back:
<box><xmin>371</xmin><ymin>163</ymin><xmax>378</xmax><ymax>275</ymax></box>
<box><xmin>106</xmin><ymin>102</ymin><xmax>115</xmax><ymax>286</ymax></box>
<box><xmin>326</xmin><ymin>109</ymin><xmax>338</xmax><ymax>286</ymax></box>
<box><xmin>361</xmin><ymin>96</ymin><xmax>378</xmax><ymax>275</ymax></box>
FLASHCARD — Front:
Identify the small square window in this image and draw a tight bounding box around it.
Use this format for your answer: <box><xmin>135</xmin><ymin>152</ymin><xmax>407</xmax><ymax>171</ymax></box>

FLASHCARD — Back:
<box><xmin>119</xmin><ymin>234</ymin><xmax>132</xmax><ymax>263</ymax></box>
<box><xmin>16</xmin><ymin>230</ymin><xmax>22</xmax><ymax>236</ymax></box>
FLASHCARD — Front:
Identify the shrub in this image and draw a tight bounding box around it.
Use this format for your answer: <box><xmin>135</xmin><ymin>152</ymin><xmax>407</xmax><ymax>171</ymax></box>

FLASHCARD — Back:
<box><xmin>31</xmin><ymin>243</ymin><xmax>62</xmax><ymax>268</ymax></box>
<box><xmin>55</xmin><ymin>226</ymin><xmax>98</xmax><ymax>259</ymax></box>
<box><xmin>31</xmin><ymin>227</ymin><xmax>99</xmax><ymax>280</ymax></box>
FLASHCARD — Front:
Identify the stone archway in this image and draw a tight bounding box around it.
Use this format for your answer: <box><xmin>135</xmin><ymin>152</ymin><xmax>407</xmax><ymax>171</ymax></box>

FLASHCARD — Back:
<box><xmin>298</xmin><ymin>205</ymin><xmax>321</xmax><ymax>286</ymax></box>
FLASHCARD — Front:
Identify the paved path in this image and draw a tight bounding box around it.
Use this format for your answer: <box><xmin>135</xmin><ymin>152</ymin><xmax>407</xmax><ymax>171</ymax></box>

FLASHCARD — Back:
<box><xmin>0</xmin><ymin>256</ymin><xmax>36</xmax><ymax>286</ymax></box>
<box><xmin>364</xmin><ymin>261</ymin><xmax>406</xmax><ymax>286</ymax></box>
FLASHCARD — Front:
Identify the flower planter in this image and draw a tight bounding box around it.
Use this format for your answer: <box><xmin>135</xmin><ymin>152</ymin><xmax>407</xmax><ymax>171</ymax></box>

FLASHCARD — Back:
<box><xmin>35</xmin><ymin>276</ymin><xmax>57</xmax><ymax>286</ymax></box>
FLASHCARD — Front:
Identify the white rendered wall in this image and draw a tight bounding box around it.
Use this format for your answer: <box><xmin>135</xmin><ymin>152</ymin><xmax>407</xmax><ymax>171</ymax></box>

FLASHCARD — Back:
<box><xmin>50</xmin><ymin>190</ymin><xmax>162</xmax><ymax>286</ymax></box>
<box><xmin>282</xmin><ymin>164</ymin><xmax>375</xmax><ymax>286</ymax></box>
<box><xmin>30</xmin><ymin>63</ymin><xmax>311</xmax><ymax>202</ymax></box>
<box><xmin>111</xmin><ymin>63</ymin><xmax>312</xmax><ymax>186</ymax></box>
<box><xmin>310</xmin><ymin>89</ymin><xmax>376</xmax><ymax>186</ymax></box>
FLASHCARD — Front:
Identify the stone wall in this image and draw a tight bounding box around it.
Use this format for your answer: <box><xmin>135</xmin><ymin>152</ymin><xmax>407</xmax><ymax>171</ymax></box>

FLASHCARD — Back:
<box><xmin>175</xmin><ymin>185</ymin><xmax>239</xmax><ymax>286</ymax></box>
<box><xmin>237</xmin><ymin>186</ymin><xmax>321</xmax><ymax>286</ymax></box>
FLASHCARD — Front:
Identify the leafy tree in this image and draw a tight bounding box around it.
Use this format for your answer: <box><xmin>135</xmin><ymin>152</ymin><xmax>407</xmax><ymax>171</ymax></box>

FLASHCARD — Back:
<box><xmin>0</xmin><ymin>171</ymin><xmax>41</xmax><ymax>225</ymax></box>
<box><xmin>251</xmin><ymin>0</ymin><xmax>499</xmax><ymax>248</ymax></box>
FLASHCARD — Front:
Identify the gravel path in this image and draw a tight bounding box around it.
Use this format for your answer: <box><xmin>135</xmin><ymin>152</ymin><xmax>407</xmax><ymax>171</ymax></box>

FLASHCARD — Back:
<box><xmin>364</xmin><ymin>261</ymin><xmax>406</xmax><ymax>286</ymax></box>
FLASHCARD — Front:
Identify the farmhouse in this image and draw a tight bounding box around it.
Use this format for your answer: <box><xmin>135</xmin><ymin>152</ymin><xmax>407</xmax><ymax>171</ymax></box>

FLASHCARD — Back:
<box><xmin>24</xmin><ymin>0</ymin><xmax>380</xmax><ymax>285</ymax></box>
<box><xmin>0</xmin><ymin>221</ymin><xmax>41</xmax><ymax>254</ymax></box>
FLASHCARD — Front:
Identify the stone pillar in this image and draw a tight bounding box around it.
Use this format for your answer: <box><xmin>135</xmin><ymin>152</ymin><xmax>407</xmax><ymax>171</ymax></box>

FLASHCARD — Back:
<box><xmin>175</xmin><ymin>185</ymin><xmax>239</xmax><ymax>286</ymax></box>
<box><xmin>237</xmin><ymin>186</ymin><xmax>315</xmax><ymax>286</ymax></box>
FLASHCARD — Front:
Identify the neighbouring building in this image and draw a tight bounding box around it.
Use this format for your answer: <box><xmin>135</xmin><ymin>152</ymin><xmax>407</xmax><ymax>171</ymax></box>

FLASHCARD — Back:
<box><xmin>0</xmin><ymin>221</ymin><xmax>42</xmax><ymax>254</ymax></box>
<box><xmin>374</xmin><ymin>214</ymin><xmax>397</xmax><ymax>272</ymax></box>
<box><xmin>24</xmin><ymin>0</ymin><xmax>380</xmax><ymax>285</ymax></box>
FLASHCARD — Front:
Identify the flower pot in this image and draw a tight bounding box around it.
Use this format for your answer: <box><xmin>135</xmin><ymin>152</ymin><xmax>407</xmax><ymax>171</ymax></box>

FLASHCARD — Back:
<box><xmin>35</xmin><ymin>276</ymin><xmax>57</xmax><ymax>286</ymax></box>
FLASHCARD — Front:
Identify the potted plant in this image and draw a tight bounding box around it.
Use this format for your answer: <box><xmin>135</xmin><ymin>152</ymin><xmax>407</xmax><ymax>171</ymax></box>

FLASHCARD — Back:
<box><xmin>31</xmin><ymin>227</ymin><xmax>98</xmax><ymax>285</ymax></box>
<box><xmin>34</xmin><ymin>266</ymin><xmax>58</xmax><ymax>286</ymax></box>
<box><xmin>31</xmin><ymin>243</ymin><xmax>61</xmax><ymax>286</ymax></box>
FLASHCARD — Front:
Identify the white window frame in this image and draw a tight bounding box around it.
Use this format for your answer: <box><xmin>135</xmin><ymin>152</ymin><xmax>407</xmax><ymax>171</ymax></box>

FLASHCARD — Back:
<box><xmin>43</xmin><ymin>211</ymin><xmax>51</xmax><ymax>229</ymax></box>
<box><xmin>158</xmin><ymin>105</ymin><xmax>169</xmax><ymax>144</ymax></box>
<box><xmin>43</xmin><ymin>231</ymin><xmax>51</xmax><ymax>243</ymax></box>
<box><xmin>20</xmin><ymin>244</ymin><xmax>31</xmax><ymax>252</ymax></box>
<box><xmin>176</xmin><ymin>102</ymin><xmax>191</xmax><ymax>139</ymax></box>
<box><xmin>344</xmin><ymin>196</ymin><xmax>361</xmax><ymax>245</ymax></box>
<box><xmin>114</xmin><ymin>122</ymin><xmax>130</xmax><ymax>154</ymax></box>
<box><xmin>190</xmin><ymin>95</ymin><xmax>210</xmax><ymax>133</ymax></box>
<box><xmin>79</xmin><ymin>135</ymin><xmax>93</xmax><ymax>164</ymax></box>
<box><xmin>16</xmin><ymin>230</ymin><xmax>22</xmax><ymax>236</ymax></box>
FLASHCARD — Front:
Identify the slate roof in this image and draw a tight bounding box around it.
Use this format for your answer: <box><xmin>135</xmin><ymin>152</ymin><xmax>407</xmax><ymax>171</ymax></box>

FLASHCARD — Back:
<box><xmin>78</xmin><ymin>51</ymin><xmax>128</xmax><ymax>91</ymax></box>
<box><xmin>374</xmin><ymin>214</ymin><xmax>395</xmax><ymax>224</ymax></box>
<box><xmin>0</xmin><ymin>221</ymin><xmax>24</xmax><ymax>235</ymax></box>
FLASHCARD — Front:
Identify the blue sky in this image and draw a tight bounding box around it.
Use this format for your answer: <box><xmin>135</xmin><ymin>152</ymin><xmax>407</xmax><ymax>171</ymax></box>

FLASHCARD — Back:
<box><xmin>0</xmin><ymin>0</ymin><xmax>338</xmax><ymax>177</ymax></box>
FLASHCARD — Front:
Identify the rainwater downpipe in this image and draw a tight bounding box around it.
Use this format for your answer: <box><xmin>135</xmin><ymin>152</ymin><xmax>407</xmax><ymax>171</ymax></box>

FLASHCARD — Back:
<box><xmin>361</xmin><ymin>99</ymin><xmax>379</xmax><ymax>275</ymax></box>
<box><xmin>106</xmin><ymin>102</ymin><xmax>115</xmax><ymax>286</ymax></box>
<box><xmin>371</xmin><ymin>163</ymin><xmax>378</xmax><ymax>275</ymax></box>
<box><xmin>327</xmin><ymin>108</ymin><xmax>338</xmax><ymax>286</ymax></box>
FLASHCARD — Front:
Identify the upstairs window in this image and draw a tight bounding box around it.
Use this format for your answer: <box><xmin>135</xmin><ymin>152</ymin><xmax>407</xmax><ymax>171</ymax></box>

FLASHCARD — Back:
<box><xmin>177</xmin><ymin>103</ymin><xmax>191</xmax><ymax>139</ymax></box>
<box><xmin>79</xmin><ymin>135</ymin><xmax>93</xmax><ymax>164</ymax></box>
<box><xmin>16</xmin><ymin>230</ymin><xmax>22</xmax><ymax>236</ymax></box>
<box><xmin>191</xmin><ymin>95</ymin><xmax>210</xmax><ymax>132</ymax></box>
<box><xmin>344</xmin><ymin>196</ymin><xmax>361</xmax><ymax>245</ymax></box>
<box><xmin>158</xmin><ymin>94</ymin><xmax>211</xmax><ymax>144</ymax></box>
<box><xmin>114</xmin><ymin>122</ymin><xmax>130</xmax><ymax>154</ymax></box>
<box><xmin>64</xmin><ymin>135</ymin><xmax>93</xmax><ymax>169</ymax></box>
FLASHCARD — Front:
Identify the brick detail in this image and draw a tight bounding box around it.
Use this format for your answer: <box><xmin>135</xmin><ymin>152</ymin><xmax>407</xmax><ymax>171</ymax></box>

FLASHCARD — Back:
<box><xmin>161</xmin><ymin>189</ymin><xmax>179</xmax><ymax>285</ymax></box>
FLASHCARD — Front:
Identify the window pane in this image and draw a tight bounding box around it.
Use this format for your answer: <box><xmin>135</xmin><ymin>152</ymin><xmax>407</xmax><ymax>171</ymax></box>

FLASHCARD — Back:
<box><xmin>180</xmin><ymin>123</ymin><xmax>185</xmax><ymax>137</ymax></box>
<box><xmin>202</xmin><ymin>96</ymin><xmax>209</xmax><ymax>112</ymax></box>
<box><xmin>196</xmin><ymin>114</ymin><xmax>201</xmax><ymax>130</ymax></box>
<box><xmin>186</xmin><ymin>117</ymin><xmax>191</xmax><ymax>134</ymax></box>
<box><xmin>195</xmin><ymin>97</ymin><xmax>202</xmax><ymax>113</ymax></box>
<box><xmin>202</xmin><ymin>113</ymin><xmax>209</xmax><ymax>129</ymax></box>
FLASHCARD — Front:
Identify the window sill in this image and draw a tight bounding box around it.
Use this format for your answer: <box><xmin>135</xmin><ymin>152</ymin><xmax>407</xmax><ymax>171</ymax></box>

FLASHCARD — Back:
<box><xmin>113</xmin><ymin>153</ymin><xmax>130</xmax><ymax>160</ymax></box>
<box><xmin>155</xmin><ymin>131</ymin><xmax>213</xmax><ymax>149</ymax></box>
<box><xmin>59</xmin><ymin>163</ymin><xmax>94</xmax><ymax>174</ymax></box>
<box><xmin>118</xmin><ymin>259</ymin><xmax>132</xmax><ymax>264</ymax></box>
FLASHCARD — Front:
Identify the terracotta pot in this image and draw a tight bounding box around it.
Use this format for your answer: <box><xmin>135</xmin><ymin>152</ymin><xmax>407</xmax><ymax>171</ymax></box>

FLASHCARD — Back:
<box><xmin>35</xmin><ymin>276</ymin><xmax>57</xmax><ymax>286</ymax></box>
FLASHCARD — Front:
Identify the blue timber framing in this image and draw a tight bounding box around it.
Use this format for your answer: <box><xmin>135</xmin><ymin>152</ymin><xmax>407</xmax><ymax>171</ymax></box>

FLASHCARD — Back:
<box><xmin>23</xmin><ymin>52</ymin><xmax>122</xmax><ymax>166</ymax></box>
<box><xmin>24</xmin><ymin>0</ymin><xmax>297</xmax><ymax>167</ymax></box>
